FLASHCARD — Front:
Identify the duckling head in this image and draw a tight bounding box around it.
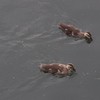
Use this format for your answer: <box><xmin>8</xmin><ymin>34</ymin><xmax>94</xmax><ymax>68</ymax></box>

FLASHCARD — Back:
<box><xmin>66</xmin><ymin>63</ymin><xmax>76</xmax><ymax>75</ymax></box>
<box><xmin>84</xmin><ymin>32</ymin><xmax>93</xmax><ymax>43</ymax></box>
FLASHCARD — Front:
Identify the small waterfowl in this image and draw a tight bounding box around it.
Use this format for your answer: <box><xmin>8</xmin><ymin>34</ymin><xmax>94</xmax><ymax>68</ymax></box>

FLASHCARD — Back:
<box><xmin>39</xmin><ymin>63</ymin><xmax>76</xmax><ymax>76</ymax></box>
<box><xmin>59</xmin><ymin>23</ymin><xmax>93</xmax><ymax>43</ymax></box>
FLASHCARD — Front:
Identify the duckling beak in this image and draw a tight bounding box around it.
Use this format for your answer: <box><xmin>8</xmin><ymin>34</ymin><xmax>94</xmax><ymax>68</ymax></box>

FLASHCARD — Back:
<box><xmin>85</xmin><ymin>36</ymin><xmax>93</xmax><ymax>43</ymax></box>
<box><xmin>73</xmin><ymin>68</ymin><xmax>76</xmax><ymax>72</ymax></box>
<box><xmin>89</xmin><ymin>36</ymin><xmax>93</xmax><ymax>41</ymax></box>
<box><xmin>86</xmin><ymin>36</ymin><xmax>93</xmax><ymax>40</ymax></box>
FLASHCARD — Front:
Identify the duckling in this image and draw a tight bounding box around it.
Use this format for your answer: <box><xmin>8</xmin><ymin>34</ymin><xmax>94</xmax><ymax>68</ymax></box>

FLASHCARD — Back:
<box><xmin>59</xmin><ymin>23</ymin><xmax>93</xmax><ymax>43</ymax></box>
<box><xmin>39</xmin><ymin>63</ymin><xmax>76</xmax><ymax>76</ymax></box>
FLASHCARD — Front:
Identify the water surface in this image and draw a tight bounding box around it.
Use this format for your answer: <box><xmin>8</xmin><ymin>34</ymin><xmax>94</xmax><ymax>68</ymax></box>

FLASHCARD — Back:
<box><xmin>0</xmin><ymin>0</ymin><xmax>100</xmax><ymax>100</ymax></box>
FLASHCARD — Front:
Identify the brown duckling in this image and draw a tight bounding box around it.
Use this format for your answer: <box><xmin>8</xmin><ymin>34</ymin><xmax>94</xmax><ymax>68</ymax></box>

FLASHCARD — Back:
<box><xmin>39</xmin><ymin>63</ymin><xmax>76</xmax><ymax>76</ymax></box>
<box><xmin>59</xmin><ymin>23</ymin><xmax>93</xmax><ymax>43</ymax></box>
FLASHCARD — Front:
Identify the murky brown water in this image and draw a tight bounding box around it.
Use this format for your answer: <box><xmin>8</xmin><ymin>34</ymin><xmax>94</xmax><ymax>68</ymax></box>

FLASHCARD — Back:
<box><xmin>0</xmin><ymin>0</ymin><xmax>100</xmax><ymax>100</ymax></box>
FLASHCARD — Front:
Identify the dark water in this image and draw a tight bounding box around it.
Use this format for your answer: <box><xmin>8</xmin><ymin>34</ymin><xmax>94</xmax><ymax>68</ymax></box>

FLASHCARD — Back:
<box><xmin>0</xmin><ymin>0</ymin><xmax>100</xmax><ymax>100</ymax></box>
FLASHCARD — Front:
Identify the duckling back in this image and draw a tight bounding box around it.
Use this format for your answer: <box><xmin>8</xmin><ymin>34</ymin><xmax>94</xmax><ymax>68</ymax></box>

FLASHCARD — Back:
<box><xmin>40</xmin><ymin>64</ymin><xmax>58</xmax><ymax>74</ymax></box>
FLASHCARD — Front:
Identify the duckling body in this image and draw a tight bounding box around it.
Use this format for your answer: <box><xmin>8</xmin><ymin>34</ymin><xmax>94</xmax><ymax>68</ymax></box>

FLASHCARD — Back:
<box><xmin>39</xmin><ymin>63</ymin><xmax>76</xmax><ymax>76</ymax></box>
<box><xmin>59</xmin><ymin>23</ymin><xmax>93</xmax><ymax>43</ymax></box>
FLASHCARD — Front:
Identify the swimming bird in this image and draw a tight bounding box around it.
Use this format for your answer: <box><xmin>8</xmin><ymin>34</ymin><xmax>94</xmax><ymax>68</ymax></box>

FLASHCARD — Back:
<box><xmin>59</xmin><ymin>23</ymin><xmax>93</xmax><ymax>43</ymax></box>
<box><xmin>39</xmin><ymin>63</ymin><xmax>76</xmax><ymax>76</ymax></box>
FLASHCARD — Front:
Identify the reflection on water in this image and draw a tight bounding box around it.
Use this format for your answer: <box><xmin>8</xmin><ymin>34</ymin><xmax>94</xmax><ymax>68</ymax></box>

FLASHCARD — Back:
<box><xmin>0</xmin><ymin>0</ymin><xmax>100</xmax><ymax>100</ymax></box>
